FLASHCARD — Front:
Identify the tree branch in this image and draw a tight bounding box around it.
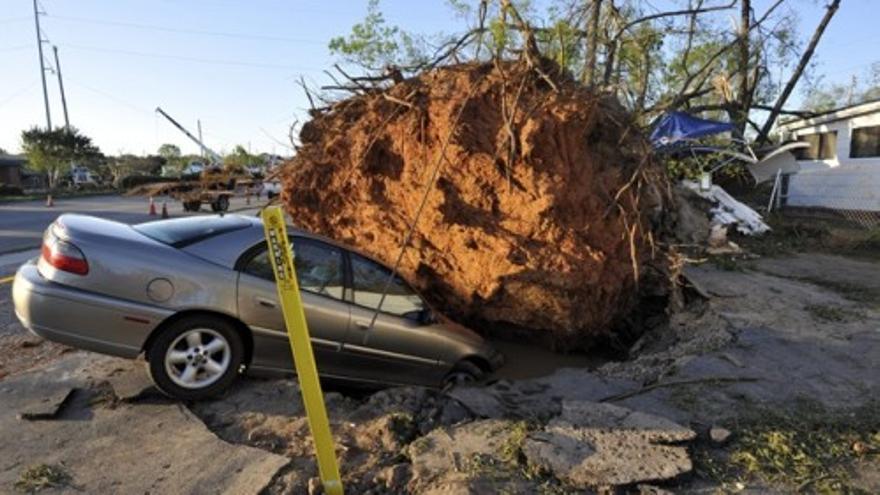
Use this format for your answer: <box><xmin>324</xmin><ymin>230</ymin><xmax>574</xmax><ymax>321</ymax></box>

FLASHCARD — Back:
<box><xmin>756</xmin><ymin>0</ymin><xmax>841</xmax><ymax>144</ymax></box>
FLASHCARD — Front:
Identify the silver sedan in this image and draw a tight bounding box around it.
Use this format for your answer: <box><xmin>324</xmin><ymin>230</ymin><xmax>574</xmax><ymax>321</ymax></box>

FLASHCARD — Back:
<box><xmin>13</xmin><ymin>214</ymin><xmax>502</xmax><ymax>400</ymax></box>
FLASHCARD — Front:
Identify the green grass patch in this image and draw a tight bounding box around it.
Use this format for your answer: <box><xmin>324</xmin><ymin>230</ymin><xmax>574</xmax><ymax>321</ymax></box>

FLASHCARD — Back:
<box><xmin>694</xmin><ymin>399</ymin><xmax>880</xmax><ymax>493</ymax></box>
<box><xmin>805</xmin><ymin>304</ymin><xmax>865</xmax><ymax>323</ymax></box>
<box><xmin>711</xmin><ymin>255</ymin><xmax>745</xmax><ymax>272</ymax></box>
<box><xmin>15</xmin><ymin>464</ymin><xmax>71</xmax><ymax>493</ymax></box>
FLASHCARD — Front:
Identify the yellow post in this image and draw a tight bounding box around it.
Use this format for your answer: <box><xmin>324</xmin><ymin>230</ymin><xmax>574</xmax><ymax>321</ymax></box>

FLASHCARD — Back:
<box><xmin>261</xmin><ymin>206</ymin><xmax>343</xmax><ymax>495</ymax></box>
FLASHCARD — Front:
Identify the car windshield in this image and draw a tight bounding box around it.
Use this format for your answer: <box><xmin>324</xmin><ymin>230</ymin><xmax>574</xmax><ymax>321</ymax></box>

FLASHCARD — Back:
<box><xmin>134</xmin><ymin>215</ymin><xmax>251</xmax><ymax>247</ymax></box>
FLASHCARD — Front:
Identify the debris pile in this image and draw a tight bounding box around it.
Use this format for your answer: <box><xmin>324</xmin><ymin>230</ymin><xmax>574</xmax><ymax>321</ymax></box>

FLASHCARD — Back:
<box><xmin>281</xmin><ymin>61</ymin><xmax>668</xmax><ymax>349</ymax></box>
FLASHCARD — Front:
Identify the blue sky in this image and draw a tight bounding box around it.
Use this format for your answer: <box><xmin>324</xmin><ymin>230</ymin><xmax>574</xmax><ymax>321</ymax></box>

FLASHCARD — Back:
<box><xmin>1</xmin><ymin>0</ymin><xmax>877</xmax><ymax>156</ymax></box>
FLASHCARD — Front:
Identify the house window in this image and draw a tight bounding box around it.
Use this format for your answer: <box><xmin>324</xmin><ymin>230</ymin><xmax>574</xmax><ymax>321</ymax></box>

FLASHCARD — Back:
<box><xmin>794</xmin><ymin>131</ymin><xmax>837</xmax><ymax>160</ymax></box>
<box><xmin>850</xmin><ymin>125</ymin><xmax>880</xmax><ymax>158</ymax></box>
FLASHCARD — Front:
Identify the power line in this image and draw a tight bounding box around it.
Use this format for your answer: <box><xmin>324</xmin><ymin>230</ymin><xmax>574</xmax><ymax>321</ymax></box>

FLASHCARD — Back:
<box><xmin>60</xmin><ymin>43</ymin><xmax>323</xmax><ymax>72</ymax></box>
<box><xmin>0</xmin><ymin>44</ymin><xmax>33</xmax><ymax>53</ymax></box>
<box><xmin>64</xmin><ymin>77</ymin><xmax>155</xmax><ymax>117</ymax></box>
<box><xmin>48</xmin><ymin>14</ymin><xmax>326</xmax><ymax>45</ymax></box>
<box><xmin>0</xmin><ymin>16</ymin><xmax>31</xmax><ymax>24</ymax></box>
<box><xmin>0</xmin><ymin>80</ymin><xmax>39</xmax><ymax>109</ymax></box>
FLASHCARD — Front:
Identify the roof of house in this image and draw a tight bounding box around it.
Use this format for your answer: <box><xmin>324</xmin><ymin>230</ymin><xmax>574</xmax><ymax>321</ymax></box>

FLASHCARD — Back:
<box><xmin>0</xmin><ymin>154</ymin><xmax>26</xmax><ymax>168</ymax></box>
<box><xmin>778</xmin><ymin>98</ymin><xmax>880</xmax><ymax>133</ymax></box>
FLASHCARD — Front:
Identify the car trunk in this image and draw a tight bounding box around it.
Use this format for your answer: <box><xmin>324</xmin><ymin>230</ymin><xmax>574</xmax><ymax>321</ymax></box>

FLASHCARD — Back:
<box><xmin>37</xmin><ymin>214</ymin><xmax>176</xmax><ymax>301</ymax></box>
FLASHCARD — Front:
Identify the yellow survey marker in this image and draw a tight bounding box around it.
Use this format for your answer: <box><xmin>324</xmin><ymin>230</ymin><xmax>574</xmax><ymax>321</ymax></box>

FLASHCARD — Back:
<box><xmin>261</xmin><ymin>206</ymin><xmax>343</xmax><ymax>495</ymax></box>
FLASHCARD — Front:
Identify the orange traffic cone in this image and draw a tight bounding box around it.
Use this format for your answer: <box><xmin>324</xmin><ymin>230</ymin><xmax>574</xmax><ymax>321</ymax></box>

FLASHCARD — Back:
<box><xmin>161</xmin><ymin>201</ymin><xmax>169</xmax><ymax>219</ymax></box>
<box><xmin>148</xmin><ymin>196</ymin><xmax>157</xmax><ymax>216</ymax></box>
<box><xmin>46</xmin><ymin>194</ymin><xmax>53</xmax><ymax>207</ymax></box>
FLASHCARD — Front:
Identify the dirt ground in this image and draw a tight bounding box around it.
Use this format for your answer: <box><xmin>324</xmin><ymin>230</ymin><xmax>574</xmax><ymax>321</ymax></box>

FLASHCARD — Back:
<box><xmin>0</xmin><ymin>250</ymin><xmax>878</xmax><ymax>493</ymax></box>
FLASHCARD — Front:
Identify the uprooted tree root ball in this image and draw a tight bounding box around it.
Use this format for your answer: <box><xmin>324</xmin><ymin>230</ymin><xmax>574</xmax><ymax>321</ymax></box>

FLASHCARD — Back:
<box><xmin>281</xmin><ymin>60</ymin><xmax>670</xmax><ymax>350</ymax></box>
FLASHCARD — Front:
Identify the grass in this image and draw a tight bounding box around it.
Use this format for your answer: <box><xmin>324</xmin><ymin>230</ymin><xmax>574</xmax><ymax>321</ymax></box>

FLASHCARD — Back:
<box><xmin>798</xmin><ymin>278</ymin><xmax>880</xmax><ymax>307</ymax></box>
<box><xmin>693</xmin><ymin>399</ymin><xmax>880</xmax><ymax>493</ymax></box>
<box><xmin>805</xmin><ymin>304</ymin><xmax>864</xmax><ymax>323</ymax></box>
<box><xmin>15</xmin><ymin>464</ymin><xmax>71</xmax><ymax>493</ymax></box>
<box><xmin>387</xmin><ymin>412</ymin><xmax>417</xmax><ymax>444</ymax></box>
<box><xmin>710</xmin><ymin>255</ymin><xmax>745</xmax><ymax>272</ymax></box>
<box><xmin>737</xmin><ymin>214</ymin><xmax>880</xmax><ymax>260</ymax></box>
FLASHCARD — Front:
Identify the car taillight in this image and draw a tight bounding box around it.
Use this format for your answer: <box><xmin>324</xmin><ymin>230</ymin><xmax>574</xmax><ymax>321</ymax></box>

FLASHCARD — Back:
<box><xmin>41</xmin><ymin>227</ymin><xmax>89</xmax><ymax>275</ymax></box>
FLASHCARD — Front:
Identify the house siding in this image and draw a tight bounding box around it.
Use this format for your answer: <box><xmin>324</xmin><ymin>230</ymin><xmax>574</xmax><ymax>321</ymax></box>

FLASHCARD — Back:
<box><xmin>780</xmin><ymin>104</ymin><xmax>880</xmax><ymax>212</ymax></box>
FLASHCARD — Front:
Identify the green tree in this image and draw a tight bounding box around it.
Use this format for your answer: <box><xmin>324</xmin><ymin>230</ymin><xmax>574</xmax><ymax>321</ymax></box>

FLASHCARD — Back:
<box><xmin>223</xmin><ymin>145</ymin><xmax>260</xmax><ymax>173</ymax></box>
<box><xmin>101</xmin><ymin>154</ymin><xmax>166</xmax><ymax>186</ymax></box>
<box><xmin>328</xmin><ymin>0</ymin><xmax>403</xmax><ymax>69</ymax></box>
<box><xmin>803</xmin><ymin>63</ymin><xmax>880</xmax><ymax>112</ymax></box>
<box><xmin>21</xmin><ymin>127</ymin><xmax>103</xmax><ymax>190</ymax></box>
<box><xmin>157</xmin><ymin>143</ymin><xmax>183</xmax><ymax>171</ymax></box>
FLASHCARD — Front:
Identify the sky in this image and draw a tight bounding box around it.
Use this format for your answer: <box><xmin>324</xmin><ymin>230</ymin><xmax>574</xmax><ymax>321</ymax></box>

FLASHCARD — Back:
<box><xmin>0</xmin><ymin>0</ymin><xmax>877</xmax><ymax>157</ymax></box>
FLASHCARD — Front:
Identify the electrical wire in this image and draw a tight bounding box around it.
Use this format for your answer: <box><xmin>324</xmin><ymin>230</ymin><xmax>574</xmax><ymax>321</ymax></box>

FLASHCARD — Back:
<box><xmin>0</xmin><ymin>44</ymin><xmax>33</xmax><ymax>53</ymax></box>
<box><xmin>64</xmin><ymin>77</ymin><xmax>155</xmax><ymax>117</ymax></box>
<box><xmin>59</xmin><ymin>43</ymin><xmax>323</xmax><ymax>72</ymax></box>
<box><xmin>0</xmin><ymin>16</ymin><xmax>31</xmax><ymax>24</ymax></box>
<box><xmin>48</xmin><ymin>14</ymin><xmax>326</xmax><ymax>45</ymax></box>
<box><xmin>0</xmin><ymin>80</ymin><xmax>39</xmax><ymax>109</ymax></box>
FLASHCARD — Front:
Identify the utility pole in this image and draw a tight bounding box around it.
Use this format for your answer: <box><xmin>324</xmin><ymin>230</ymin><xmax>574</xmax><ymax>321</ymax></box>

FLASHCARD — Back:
<box><xmin>52</xmin><ymin>46</ymin><xmax>70</xmax><ymax>131</ymax></box>
<box><xmin>197</xmin><ymin>119</ymin><xmax>206</xmax><ymax>158</ymax></box>
<box><xmin>33</xmin><ymin>0</ymin><xmax>51</xmax><ymax>129</ymax></box>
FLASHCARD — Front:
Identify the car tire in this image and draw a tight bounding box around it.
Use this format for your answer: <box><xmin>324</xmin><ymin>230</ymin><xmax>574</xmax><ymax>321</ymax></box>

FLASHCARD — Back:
<box><xmin>146</xmin><ymin>315</ymin><xmax>244</xmax><ymax>401</ymax></box>
<box><xmin>443</xmin><ymin>360</ymin><xmax>485</xmax><ymax>388</ymax></box>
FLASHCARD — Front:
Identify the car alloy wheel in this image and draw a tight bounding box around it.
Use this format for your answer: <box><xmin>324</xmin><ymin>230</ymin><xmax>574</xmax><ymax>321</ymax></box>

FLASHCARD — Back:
<box><xmin>164</xmin><ymin>328</ymin><xmax>231</xmax><ymax>389</ymax></box>
<box><xmin>147</xmin><ymin>315</ymin><xmax>244</xmax><ymax>400</ymax></box>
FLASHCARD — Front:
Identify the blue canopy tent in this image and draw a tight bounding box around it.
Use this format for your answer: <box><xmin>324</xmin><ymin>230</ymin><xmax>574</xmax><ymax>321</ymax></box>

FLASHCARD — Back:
<box><xmin>649</xmin><ymin>111</ymin><xmax>760</xmax><ymax>188</ymax></box>
<box><xmin>650</xmin><ymin>111</ymin><xmax>736</xmax><ymax>149</ymax></box>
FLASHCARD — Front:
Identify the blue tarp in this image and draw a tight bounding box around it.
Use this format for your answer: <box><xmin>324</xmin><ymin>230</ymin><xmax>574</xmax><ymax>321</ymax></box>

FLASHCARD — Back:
<box><xmin>650</xmin><ymin>111</ymin><xmax>735</xmax><ymax>148</ymax></box>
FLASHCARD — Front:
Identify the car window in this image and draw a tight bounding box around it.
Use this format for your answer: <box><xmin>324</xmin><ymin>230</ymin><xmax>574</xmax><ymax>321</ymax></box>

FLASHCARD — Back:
<box><xmin>350</xmin><ymin>254</ymin><xmax>424</xmax><ymax>317</ymax></box>
<box><xmin>243</xmin><ymin>239</ymin><xmax>345</xmax><ymax>300</ymax></box>
<box><xmin>135</xmin><ymin>215</ymin><xmax>251</xmax><ymax>247</ymax></box>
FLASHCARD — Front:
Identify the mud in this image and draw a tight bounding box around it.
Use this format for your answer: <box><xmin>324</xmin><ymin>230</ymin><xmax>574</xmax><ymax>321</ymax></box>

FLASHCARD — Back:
<box><xmin>281</xmin><ymin>61</ymin><xmax>667</xmax><ymax>349</ymax></box>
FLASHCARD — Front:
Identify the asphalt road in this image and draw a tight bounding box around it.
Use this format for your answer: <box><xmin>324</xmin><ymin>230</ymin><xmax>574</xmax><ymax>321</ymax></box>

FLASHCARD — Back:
<box><xmin>0</xmin><ymin>194</ymin><xmax>267</xmax><ymax>282</ymax></box>
<box><xmin>0</xmin><ymin>194</ymin><xmax>266</xmax><ymax>255</ymax></box>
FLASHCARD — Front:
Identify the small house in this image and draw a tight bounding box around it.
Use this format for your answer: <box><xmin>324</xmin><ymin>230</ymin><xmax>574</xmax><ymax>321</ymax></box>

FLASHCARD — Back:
<box><xmin>0</xmin><ymin>154</ymin><xmax>26</xmax><ymax>188</ymax></box>
<box><xmin>777</xmin><ymin>99</ymin><xmax>880</xmax><ymax>213</ymax></box>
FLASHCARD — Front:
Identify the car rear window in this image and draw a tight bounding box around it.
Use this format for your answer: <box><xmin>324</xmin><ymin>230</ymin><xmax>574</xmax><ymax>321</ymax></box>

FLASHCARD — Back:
<box><xmin>134</xmin><ymin>215</ymin><xmax>252</xmax><ymax>247</ymax></box>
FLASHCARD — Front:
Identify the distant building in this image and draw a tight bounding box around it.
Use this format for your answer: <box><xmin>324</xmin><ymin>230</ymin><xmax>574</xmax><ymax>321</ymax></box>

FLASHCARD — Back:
<box><xmin>777</xmin><ymin>99</ymin><xmax>880</xmax><ymax>212</ymax></box>
<box><xmin>70</xmin><ymin>164</ymin><xmax>99</xmax><ymax>186</ymax></box>
<box><xmin>0</xmin><ymin>154</ymin><xmax>26</xmax><ymax>188</ymax></box>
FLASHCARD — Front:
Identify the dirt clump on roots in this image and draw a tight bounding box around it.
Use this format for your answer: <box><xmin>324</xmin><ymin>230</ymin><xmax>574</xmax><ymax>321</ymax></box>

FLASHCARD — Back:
<box><xmin>281</xmin><ymin>60</ymin><xmax>668</xmax><ymax>350</ymax></box>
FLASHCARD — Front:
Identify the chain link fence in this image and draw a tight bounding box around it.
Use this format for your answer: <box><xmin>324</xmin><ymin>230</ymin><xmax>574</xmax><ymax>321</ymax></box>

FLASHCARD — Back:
<box><xmin>780</xmin><ymin>165</ymin><xmax>880</xmax><ymax>229</ymax></box>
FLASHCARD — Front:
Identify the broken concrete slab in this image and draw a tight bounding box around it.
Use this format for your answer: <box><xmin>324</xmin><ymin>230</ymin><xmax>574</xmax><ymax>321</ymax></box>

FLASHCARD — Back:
<box><xmin>0</xmin><ymin>354</ymin><xmax>290</xmax><ymax>494</ymax></box>
<box><xmin>407</xmin><ymin>419</ymin><xmax>539</xmax><ymax>493</ymax></box>
<box><xmin>448</xmin><ymin>381</ymin><xmax>560</xmax><ymax>421</ymax></box>
<box><xmin>448</xmin><ymin>372</ymin><xmax>637</xmax><ymax>423</ymax></box>
<box><xmin>523</xmin><ymin>400</ymin><xmax>696</xmax><ymax>488</ymax></box>
<box><xmin>17</xmin><ymin>388</ymin><xmax>74</xmax><ymax>421</ymax></box>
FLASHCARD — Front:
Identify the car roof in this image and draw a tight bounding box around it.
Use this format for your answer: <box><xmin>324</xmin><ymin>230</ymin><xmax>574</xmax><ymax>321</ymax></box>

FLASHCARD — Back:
<box><xmin>179</xmin><ymin>214</ymin><xmax>388</xmax><ymax>270</ymax></box>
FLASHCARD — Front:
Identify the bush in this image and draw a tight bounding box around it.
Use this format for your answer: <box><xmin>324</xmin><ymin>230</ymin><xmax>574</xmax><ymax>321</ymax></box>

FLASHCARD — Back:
<box><xmin>119</xmin><ymin>175</ymin><xmax>176</xmax><ymax>189</ymax></box>
<box><xmin>0</xmin><ymin>183</ymin><xmax>24</xmax><ymax>196</ymax></box>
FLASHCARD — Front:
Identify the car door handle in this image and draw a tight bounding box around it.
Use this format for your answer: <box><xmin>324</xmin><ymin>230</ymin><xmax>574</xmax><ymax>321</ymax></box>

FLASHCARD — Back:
<box><xmin>354</xmin><ymin>320</ymin><xmax>371</xmax><ymax>330</ymax></box>
<box><xmin>255</xmin><ymin>297</ymin><xmax>277</xmax><ymax>308</ymax></box>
